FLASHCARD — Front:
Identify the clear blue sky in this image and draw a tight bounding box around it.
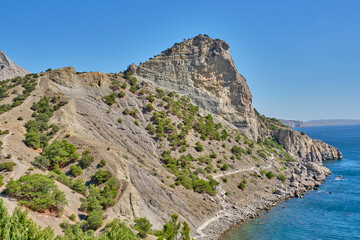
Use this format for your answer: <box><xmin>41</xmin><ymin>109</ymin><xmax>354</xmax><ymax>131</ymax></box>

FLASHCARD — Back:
<box><xmin>1</xmin><ymin>0</ymin><xmax>360</xmax><ymax>121</ymax></box>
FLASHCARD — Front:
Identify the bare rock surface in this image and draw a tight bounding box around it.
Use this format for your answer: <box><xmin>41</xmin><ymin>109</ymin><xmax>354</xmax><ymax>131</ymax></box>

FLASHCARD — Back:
<box><xmin>0</xmin><ymin>50</ymin><xmax>29</xmax><ymax>81</ymax></box>
<box><xmin>130</xmin><ymin>34</ymin><xmax>259</xmax><ymax>138</ymax></box>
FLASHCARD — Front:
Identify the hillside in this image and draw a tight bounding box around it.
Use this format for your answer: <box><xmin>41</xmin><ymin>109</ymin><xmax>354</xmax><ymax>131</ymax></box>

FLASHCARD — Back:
<box><xmin>0</xmin><ymin>35</ymin><xmax>342</xmax><ymax>240</ymax></box>
<box><xmin>0</xmin><ymin>50</ymin><xmax>29</xmax><ymax>81</ymax></box>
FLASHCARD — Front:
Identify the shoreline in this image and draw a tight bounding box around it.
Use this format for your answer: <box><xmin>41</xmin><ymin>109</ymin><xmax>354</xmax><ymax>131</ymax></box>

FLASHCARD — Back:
<box><xmin>194</xmin><ymin>167</ymin><xmax>330</xmax><ymax>240</ymax></box>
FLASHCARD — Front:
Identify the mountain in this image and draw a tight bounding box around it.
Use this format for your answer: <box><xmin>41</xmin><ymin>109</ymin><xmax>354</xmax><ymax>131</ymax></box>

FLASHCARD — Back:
<box><xmin>303</xmin><ymin>119</ymin><xmax>360</xmax><ymax>127</ymax></box>
<box><xmin>0</xmin><ymin>50</ymin><xmax>29</xmax><ymax>81</ymax></box>
<box><xmin>128</xmin><ymin>35</ymin><xmax>258</xmax><ymax>138</ymax></box>
<box><xmin>281</xmin><ymin>119</ymin><xmax>360</xmax><ymax>128</ymax></box>
<box><xmin>0</xmin><ymin>35</ymin><xmax>342</xmax><ymax>239</ymax></box>
<box><xmin>279</xmin><ymin>119</ymin><xmax>304</xmax><ymax>128</ymax></box>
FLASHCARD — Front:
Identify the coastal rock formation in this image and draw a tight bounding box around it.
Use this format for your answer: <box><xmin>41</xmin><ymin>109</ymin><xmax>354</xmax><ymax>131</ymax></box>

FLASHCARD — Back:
<box><xmin>0</xmin><ymin>50</ymin><xmax>29</xmax><ymax>81</ymax></box>
<box><xmin>0</xmin><ymin>35</ymin><xmax>343</xmax><ymax>239</ymax></box>
<box><xmin>274</xmin><ymin>128</ymin><xmax>342</xmax><ymax>163</ymax></box>
<box><xmin>129</xmin><ymin>34</ymin><xmax>258</xmax><ymax>138</ymax></box>
<box><xmin>279</xmin><ymin>119</ymin><xmax>304</xmax><ymax>128</ymax></box>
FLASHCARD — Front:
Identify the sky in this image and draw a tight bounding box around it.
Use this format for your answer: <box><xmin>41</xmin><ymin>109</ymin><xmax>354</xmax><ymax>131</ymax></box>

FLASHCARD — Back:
<box><xmin>1</xmin><ymin>0</ymin><xmax>359</xmax><ymax>121</ymax></box>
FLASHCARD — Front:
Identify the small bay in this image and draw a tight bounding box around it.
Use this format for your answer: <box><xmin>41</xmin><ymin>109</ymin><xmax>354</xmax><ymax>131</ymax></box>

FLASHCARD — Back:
<box><xmin>223</xmin><ymin>125</ymin><xmax>360</xmax><ymax>240</ymax></box>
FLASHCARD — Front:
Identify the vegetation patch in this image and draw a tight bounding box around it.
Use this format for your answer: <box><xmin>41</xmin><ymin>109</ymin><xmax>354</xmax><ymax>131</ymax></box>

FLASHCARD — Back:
<box><xmin>0</xmin><ymin>161</ymin><xmax>16</xmax><ymax>171</ymax></box>
<box><xmin>161</xmin><ymin>151</ymin><xmax>219</xmax><ymax>195</ymax></box>
<box><xmin>4</xmin><ymin>174</ymin><xmax>67</xmax><ymax>213</ymax></box>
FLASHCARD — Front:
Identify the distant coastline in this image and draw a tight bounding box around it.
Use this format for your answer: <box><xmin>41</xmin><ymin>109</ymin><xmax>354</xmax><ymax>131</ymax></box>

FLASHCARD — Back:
<box><xmin>280</xmin><ymin>119</ymin><xmax>360</xmax><ymax>128</ymax></box>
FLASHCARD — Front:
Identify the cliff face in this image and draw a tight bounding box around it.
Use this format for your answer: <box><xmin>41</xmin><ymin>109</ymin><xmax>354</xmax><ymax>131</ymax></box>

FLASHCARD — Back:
<box><xmin>0</xmin><ymin>50</ymin><xmax>29</xmax><ymax>81</ymax></box>
<box><xmin>129</xmin><ymin>35</ymin><xmax>258</xmax><ymax>138</ymax></box>
<box><xmin>131</xmin><ymin>34</ymin><xmax>341</xmax><ymax>163</ymax></box>
<box><xmin>274</xmin><ymin>129</ymin><xmax>342</xmax><ymax>163</ymax></box>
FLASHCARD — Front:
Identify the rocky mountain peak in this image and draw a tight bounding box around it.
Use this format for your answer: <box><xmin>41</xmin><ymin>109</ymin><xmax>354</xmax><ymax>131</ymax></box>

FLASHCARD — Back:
<box><xmin>0</xmin><ymin>50</ymin><xmax>30</xmax><ymax>81</ymax></box>
<box><xmin>130</xmin><ymin>34</ymin><xmax>258</xmax><ymax>138</ymax></box>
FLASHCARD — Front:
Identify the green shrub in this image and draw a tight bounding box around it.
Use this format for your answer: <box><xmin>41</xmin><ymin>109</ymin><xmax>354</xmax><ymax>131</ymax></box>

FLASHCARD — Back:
<box><xmin>278</xmin><ymin>174</ymin><xmax>286</xmax><ymax>182</ymax></box>
<box><xmin>102</xmin><ymin>218</ymin><xmax>136</xmax><ymax>239</ymax></box>
<box><xmin>146</xmin><ymin>123</ymin><xmax>156</xmax><ymax>135</ymax></box>
<box><xmin>69</xmin><ymin>213</ymin><xmax>76</xmax><ymax>221</ymax></box>
<box><xmin>71</xmin><ymin>178</ymin><xmax>87</xmax><ymax>196</ymax></box>
<box><xmin>4</xmin><ymin>174</ymin><xmax>67</xmax><ymax>212</ymax></box>
<box><xmin>129</xmin><ymin>85</ymin><xmax>137</xmax><ymax>93</ymax></box>
<box><xmin>0</xmin><ymin>198</ymin><xmax>55</xmax><ymax>239</ymax></box>
<box><xmin>103</xmin><ymin>93</ymin><xmax>117</xmax><ymax>105</ymax></box>
<box><xmin>209</xmin><ymin>151</ymin><xmax>217</xmax><ymax>159</ymax></box>
<box><xmin>0</xmin><ymin>175</ymin><xmax>3</xmax><ymax>187</ymax></box>
<box><xmin>268</xmin><ymin>125</ymin><xmax>278</xmax><ymax>130</ymax></box>
<box><xmin>220</xmin><ymin>163</ymin><xmax>229</xmax><ymax>171</ymax></box>
<box><xmin>98</xmin><ymin>159</ymin><xmax>106</xmax><ymax>168</ymax></box>
<box><xmin>246</xmin><ymin>148</ymin><xmax>252</xmax><ymax>155</ymax></box>
<box><xmin>118</xmin><ymin>91</ymin><xmax>126</xmax><ymax>98</ymax></box>
<box><xmin>231</xmin><ymin>145</ymin><xmax>242</xmax><ymax>156</ymax></box>
<box><xmin>238</xmin><ymin>182</ymin><xmax>245</xmax><ymax>190</ymax></box>
<box><xmin>79</xmin><ymin>150</ymin><xmax>94</xmax><ymax>169</ymax></box>
<box><xmin>91</xmin><ymin>169</ymin><xmax>112</xmax><ymax>185</ymax></box>
<box><xmin>195</xmin><ymin>141</ymin><xmax>204</xmax><ymax>152</ymax></box>
<box><xmin>179</xmin><ymin>145</ymin><xmax>187</xmax><ymax>153</ymax></box>
<box><xmin>35</xmin><ymin>140</ymin><xmax>78</xmax><ymax>169</ymax></box>
<box><xmin>145</xmin><ymin>103</ymin><xmax>154</xmax><ymax>112</ymax></box>
<box><xmin>155</xmin><ymin>88</ymin><xmax>165</xmax><ymax>98</ymax></box>
<box><xmin>155</xmin><ymin>214</ymin><xmax>190</xmax><ymax>240</ymax></box>
<box><xmin>0</xmin><ymin>162</ymin><xmax>16</xmax><ymax>171</ymax></box>
<box><xmin>70</xmin><ymin>164</ymin><xmax>82</xmax><ymax>177</ymax></box>
<box><xmin>222</xmin><ymin>177</ymin><xmax>228</xmax><ymax>183</ymax></box>
<box><xmin>266</xmin><ymin>171</ymin><xmax>275</xmax><ymax>179</ymax></box>
<box><xmin>133</xmin><ymin>217</ymin><xmax>152</xmax><ymax>238</ymax></box>
<box><xmin>87</xmin><ymin>210</ymin><xmax>103</xmax><ymax>230</ymax></box>
<box><xmin>146</xmin><ymin>95</ymin><xmax>155</xmax><ymax>103</ymax></box>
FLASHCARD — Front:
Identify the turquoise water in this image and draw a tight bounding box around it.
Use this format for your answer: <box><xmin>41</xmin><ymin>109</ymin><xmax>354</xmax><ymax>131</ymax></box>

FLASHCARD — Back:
<box><xmin>223</xmin><ymin>125</ymin><xmax>360</xmax><ymax>240</ymax></box>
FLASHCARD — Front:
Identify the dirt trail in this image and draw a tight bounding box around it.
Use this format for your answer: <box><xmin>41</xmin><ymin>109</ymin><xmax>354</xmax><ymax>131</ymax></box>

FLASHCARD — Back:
<box><xmin>2</xmin><ymin>134</ymin><xmax>28</xmax><ymax>180</ymax></box>
<box><xmin>195</xmin><ymin>155</ymin><xmax>274</xmax><ymax>239</ymax></box>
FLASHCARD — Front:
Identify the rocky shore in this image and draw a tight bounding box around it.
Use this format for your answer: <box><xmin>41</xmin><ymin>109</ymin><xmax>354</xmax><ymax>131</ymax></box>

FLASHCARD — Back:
<box><xmin>195</xmin><ymin>160</ymin><xmax>335</xmax><ymax>240</ymax></box>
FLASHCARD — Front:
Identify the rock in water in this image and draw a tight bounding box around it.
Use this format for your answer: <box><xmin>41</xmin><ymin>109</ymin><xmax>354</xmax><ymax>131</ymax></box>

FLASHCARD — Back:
<box><xmin>0</xmin><ymin>50</ymin><xmax>29</xmax><ymax>81</ymax></box>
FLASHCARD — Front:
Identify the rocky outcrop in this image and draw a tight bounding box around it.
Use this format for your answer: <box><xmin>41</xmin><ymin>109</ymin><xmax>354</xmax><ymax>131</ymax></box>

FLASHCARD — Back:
<box><xmin>46</xmin><ymin>67</ymin><xmax>112</xmax><ymax>88</ymax></box>
<box><xmin>279</xmin><ymin>119</ymin><xmax>304</xmax><ymax>128</ymax></box>
<box><xmin>0</xmin><ymin>50</ymin><xmax>29</xmax><ymax>81</ymax></box>
<box><xmin>273</xmin><ymin>128</ymin><xmax>342</xmax><ymax>162</ymax></box>
<box><xmin>129</xmin><ymin>34</ymin><xmax>259</xmax><ymax>138</ymax></box>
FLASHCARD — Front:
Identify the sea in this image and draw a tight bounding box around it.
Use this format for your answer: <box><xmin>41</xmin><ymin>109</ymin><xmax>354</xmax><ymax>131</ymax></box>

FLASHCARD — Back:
<box><xmin>223</xmin><ymin>125</ymin><xmax>360</xmax><ymax>240</ymax></box>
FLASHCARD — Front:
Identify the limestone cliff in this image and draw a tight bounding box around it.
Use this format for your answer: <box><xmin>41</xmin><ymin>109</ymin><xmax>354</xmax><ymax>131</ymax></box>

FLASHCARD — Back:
<box><xmin>130</xmin><ymin>34</ymin><xmax>341</xmax><ymax>163</ymax></box>
<box><xmin>129</xmin><ymin>34</ymin><xmax>258</xmax><ymax>138</ymax></box>
<box><xmin>274</xmin><ymin>129</ymin><xmax>342</xmax><ymax>163</ymax></box>
<box><xmin>0</xmin><ymin>50</ymin><xmax>29</xmax><ymax>81</ymax></box>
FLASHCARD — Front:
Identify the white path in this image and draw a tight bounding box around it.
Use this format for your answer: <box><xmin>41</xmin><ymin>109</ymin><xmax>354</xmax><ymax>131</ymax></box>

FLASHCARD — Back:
<box><xmin>195</xmin><ymin>156</ymin><xmax>274</xmax><ymax>239</ymax></box>
<box><xmin>2</xmin><ymin>134</ymin><xmax>28</xmax><ymax>180</ymax></box>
